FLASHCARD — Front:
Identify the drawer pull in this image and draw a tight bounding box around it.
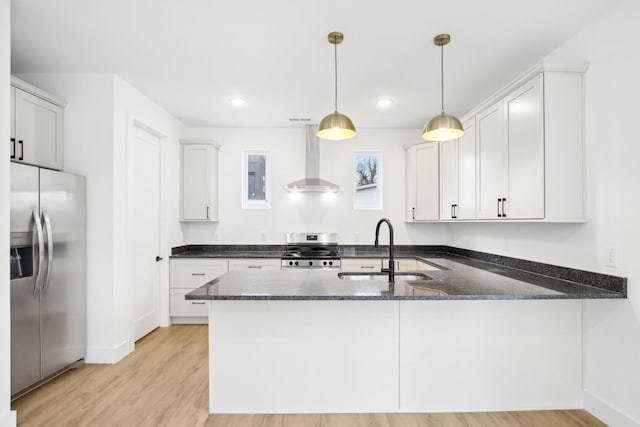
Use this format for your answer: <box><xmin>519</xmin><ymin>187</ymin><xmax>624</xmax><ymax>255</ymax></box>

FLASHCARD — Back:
<box><xmin>191</xmin><ymin>302</ymin><xmax>206</xmax><ymax>305</ymax></box>
<box><xmin>248</xmin><ymin>265</ymin><xmax>262</xmax><ymax>269</ymax></box>
<box><xmin>191</xmin><ymin>273</ymin><xmax>206</xmax><ymax>276</ymax></box>
<box><xmin>361</xmin><ymin>266</ymin><xmax>375</xmax><ymax>269</ymax></box>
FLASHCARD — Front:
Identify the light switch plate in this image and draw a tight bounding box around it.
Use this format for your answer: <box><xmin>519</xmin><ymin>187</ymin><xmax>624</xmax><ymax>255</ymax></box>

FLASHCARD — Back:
<box><xmin>604</xmin><ymin>247</ymin><xmax>617</xmax><ymax>268</ymax></box>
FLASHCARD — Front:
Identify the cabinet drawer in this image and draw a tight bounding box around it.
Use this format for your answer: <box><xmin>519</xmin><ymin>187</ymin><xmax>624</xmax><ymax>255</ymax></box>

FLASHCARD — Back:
<box><xmin>170</xmin><ymin>289</ymin><xmax>208</xmax><ymax>317</ymax></box>
<box><xmin>228</xmin><ymin>258</ymin><xmax>281</xmax><ymax>271</ymax></box>
<box><xmin>341</xmin><ymin>258</ymin><xmax>381</xmax><ymax>271</ymax></box>
<box><xmin>170</xmin><ymin>259</ymin><xmax>228</xmax><ymax>287</ymax></box>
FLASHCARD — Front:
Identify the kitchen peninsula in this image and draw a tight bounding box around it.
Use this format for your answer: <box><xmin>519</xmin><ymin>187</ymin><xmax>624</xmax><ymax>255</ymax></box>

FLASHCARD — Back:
<box><xmin>183</xmin><ymin>247</ymin><xmax>625</xmax><ymax>414</ymax></box>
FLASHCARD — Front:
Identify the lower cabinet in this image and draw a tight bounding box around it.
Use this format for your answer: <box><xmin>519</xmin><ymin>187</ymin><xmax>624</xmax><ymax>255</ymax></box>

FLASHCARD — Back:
<box><xmin>228</xmin><ymin>258</ymin><xmax>281</xmax><ymax>271</ymax></box>
<box><xmin>341</xmin><ymin>258</ymin><xmax>382</xmax><ymax>271</ymax></box>
<box><xmin>169</xmin><ymin>258</ymin><xmax>228</xmax><ymax>323</ymax></box>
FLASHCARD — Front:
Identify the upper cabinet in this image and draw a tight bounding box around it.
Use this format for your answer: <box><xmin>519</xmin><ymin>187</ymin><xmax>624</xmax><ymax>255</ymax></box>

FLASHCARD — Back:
<box><xmin>477</xmin><ymin>74</ymin><xmax>545</xmax><ymax>219</ymax></box>
<box><xmin>440</xmin><ymin>117</ymin><xmax>477</xmax><ymax>220</ymax></box>
<box><xmin>405</xmin><ymin>142</ymin><xmax>439</xmax><ymax>221</ymax></box>
<box><xmin>432</xmin><ymin>62</ymin><xmax>586</xmax><ymax>223</ymax></box>
<box><xmin>10</xmin><ymin>78</ymin><xmax>65</xmax><ymax>170</ymax></box>
<box><xmin>180</xmin><ymin>140</ymin><xmax>220</xmax><ymax>221</ymax></box>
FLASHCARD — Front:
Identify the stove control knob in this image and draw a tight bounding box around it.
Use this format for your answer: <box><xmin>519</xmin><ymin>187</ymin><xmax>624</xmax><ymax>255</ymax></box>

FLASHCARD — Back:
<box><xmin>294</xmin><ymin>261</ymin><xmax>299</xmax><ymax>266</ymax></box>
<box><xmin>309</xmin><ymin>261</ymin><xmax>313</xmax><ymax>266</ymax></box>
<box><xmin>329</xmin><ymin>261</ymin><xmax>333</xmax><ymax>266</ymax></box>
<box><xmin>289</xmin><ymin>261</ymin><xmax>293</xmax><ymax>266</ymax></box>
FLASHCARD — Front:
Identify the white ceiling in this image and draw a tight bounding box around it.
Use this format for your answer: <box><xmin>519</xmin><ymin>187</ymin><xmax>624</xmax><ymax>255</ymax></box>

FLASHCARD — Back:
<box><xmin>11</xmin><ymin>0</ymin><xmax>617</xmax><ymax>129</ymax></box>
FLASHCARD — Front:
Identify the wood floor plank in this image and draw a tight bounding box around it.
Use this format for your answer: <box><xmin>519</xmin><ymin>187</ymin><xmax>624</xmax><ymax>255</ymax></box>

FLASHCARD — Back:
<box><xmin>12</xmin><ymin>325</ymin><xmax>606</xmax><ymax>427</ymax></box>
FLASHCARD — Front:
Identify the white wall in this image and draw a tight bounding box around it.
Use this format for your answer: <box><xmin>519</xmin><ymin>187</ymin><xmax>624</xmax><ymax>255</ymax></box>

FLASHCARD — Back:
<box><xmin>0</xmin><ymin>0</ymin><xmax>16</xmax><ymax>425</ymax></box>
<box><xmin>181</xmin><ymin>127</ymin><xmax>447</xmax><ymax>245</ymax></box>
<box><xmin>15</xmin><ymin>73</ymin><xmax>185</xmax><ymax>363</ymax></box>
<box><xmin>448</xmin><ymin>1</ymin><xmax>640</xmax><ymax>424</ymax></box>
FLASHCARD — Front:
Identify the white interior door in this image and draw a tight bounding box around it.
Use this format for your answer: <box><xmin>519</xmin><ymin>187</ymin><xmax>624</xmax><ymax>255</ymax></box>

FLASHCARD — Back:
<box><xmin>131</xmin><ymin>124</ymin><xmax>161</xmax><ymax>341</ymax></box>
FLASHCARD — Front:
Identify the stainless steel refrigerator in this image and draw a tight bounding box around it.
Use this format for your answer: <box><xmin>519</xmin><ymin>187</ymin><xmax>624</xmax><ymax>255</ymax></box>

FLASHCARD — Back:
<box><xmin>10</xmin><ymin>162</ymin><xmax>86</xmax><ymax>397</ymax></box>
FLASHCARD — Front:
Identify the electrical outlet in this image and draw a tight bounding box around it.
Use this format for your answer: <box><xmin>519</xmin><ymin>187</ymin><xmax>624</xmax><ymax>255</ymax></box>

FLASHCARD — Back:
<box><xmin>213</xmin><ymin>232</ymin><xmax>220</xmax><ymax>242</ymax></box>
<box><xmin>260</xmin><ymin>231</ymin><xmax>266</xmax><ymax>242</ymax></box>
<box><xmin>604</xmin><ymin>247</ymin><xmax>617</xmax><ymax>268</ymax></box>
<box><xmin>353</xmin><ymin>232</ymin><xmax>360</xmax><ymax>242</ymax></box>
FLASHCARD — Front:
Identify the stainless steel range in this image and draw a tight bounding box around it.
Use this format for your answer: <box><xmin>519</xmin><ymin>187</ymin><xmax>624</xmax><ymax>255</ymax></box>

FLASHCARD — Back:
<box><xmin>281</xmin><ymin>232</ymin><xmax>341</xmax><ymax>269</ymax></box>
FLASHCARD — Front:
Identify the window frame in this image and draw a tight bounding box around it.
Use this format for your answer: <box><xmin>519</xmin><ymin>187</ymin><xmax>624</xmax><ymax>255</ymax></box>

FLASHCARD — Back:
<box><xmin>242</xmin><ymin>150</ymin><xmax>271</xmax><ymax>209</ymax></box>
<box><xmin>353</xmin><ymin>150</ymin><xmax>383</xmax><ymax>210</ymax></box>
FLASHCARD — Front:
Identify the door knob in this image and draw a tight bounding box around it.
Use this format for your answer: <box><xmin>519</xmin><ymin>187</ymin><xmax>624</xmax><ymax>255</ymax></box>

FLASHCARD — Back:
<box><xmin>155</xmin><ymin>256</ymin><xmax>163</xmax><ymax>262</ymax></box>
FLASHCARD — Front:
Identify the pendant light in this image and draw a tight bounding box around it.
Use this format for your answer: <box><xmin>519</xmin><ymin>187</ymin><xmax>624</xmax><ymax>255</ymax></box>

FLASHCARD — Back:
<box><xmin>422</xmin><ymin>33</ymin><xmax>464</xmax><ymax>142</ymax></box>
<box><xmin>317</xmin><ymin>31</ymin><xmax>356</xmax><ymax>140</ymax></box>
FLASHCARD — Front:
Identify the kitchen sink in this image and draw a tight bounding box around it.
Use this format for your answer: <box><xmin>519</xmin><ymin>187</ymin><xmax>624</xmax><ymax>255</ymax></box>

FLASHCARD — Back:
<box><xmin>337</xmin><ymin>272</ymin><xmax>433</xmax><ymax>281</ymax></box>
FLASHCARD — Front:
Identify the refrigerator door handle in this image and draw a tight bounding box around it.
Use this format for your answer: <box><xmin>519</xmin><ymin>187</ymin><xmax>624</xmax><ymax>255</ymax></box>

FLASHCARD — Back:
<box><xmin>33</xmin><ymin>209</ymin><xmax>45</xmax><ymax>296</ymax></box>
<box><xmin>42</xmin><ymin>211</ymin><xmax>54</xmax><ymax>292</ymax></box>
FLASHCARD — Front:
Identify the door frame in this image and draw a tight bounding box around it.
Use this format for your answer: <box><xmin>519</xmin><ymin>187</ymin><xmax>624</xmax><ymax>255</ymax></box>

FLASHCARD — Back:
<box><xmin>126</xmin><ymin>113</ymin><xmax>169</xmax><ymax>344</ymax></box>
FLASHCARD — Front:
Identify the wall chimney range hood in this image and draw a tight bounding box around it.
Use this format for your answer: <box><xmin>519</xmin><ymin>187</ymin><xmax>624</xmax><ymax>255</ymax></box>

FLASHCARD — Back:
<box><xmin>284</xmin><ymin>125</ymin><xmax>339</xmax><ymax>193</ymax></box>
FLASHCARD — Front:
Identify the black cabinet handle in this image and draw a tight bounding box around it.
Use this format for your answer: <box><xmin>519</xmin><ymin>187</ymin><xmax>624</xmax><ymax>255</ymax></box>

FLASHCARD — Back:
<box><xmin>10</xmin><ymin>138</ymin><xmax>15</xmax><ymax>159</ymax></box>
<box><xmin>497</xmin><ymin>198</ymin><xmax>501</xmax><ymax>217</ymax></box>
<box><xmin>502</xmin><ymin>198</ymin><xmax>507</xmax><ymax>218</ymax></box>
<box><xmin>155</xmin><ymin>256</ymin><xmax>163</xmax><ymax>262</ymax></box>
<box><xmin>18</xmin><ymin>140</ymin><xmax>24</xmax><ymax>161</ymax></box>
<box><xmin>412</xmin><ymin>207</ymin><xmax>415</xmax><ymax>220</ymax></box>
<box><xmin>206</xmin><ymin>206</ymin><xmax>210</xmax><ymax>219</ymax></box>
<box><xmin>452</xmin><ymin>204</ymin><xmax>457</xmax><ymax>219</ymax></box>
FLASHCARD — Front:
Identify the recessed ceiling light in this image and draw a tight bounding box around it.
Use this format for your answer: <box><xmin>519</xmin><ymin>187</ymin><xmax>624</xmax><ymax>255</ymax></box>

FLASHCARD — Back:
<box><xmin>229</xmin><ymin>97</ymin><xmax>246</xmax><ymax>107</ymax></box>
<box><xmin>377</xmin><ymin>99</ymin><xmax>393</xmax><ymax>108</ymax></box>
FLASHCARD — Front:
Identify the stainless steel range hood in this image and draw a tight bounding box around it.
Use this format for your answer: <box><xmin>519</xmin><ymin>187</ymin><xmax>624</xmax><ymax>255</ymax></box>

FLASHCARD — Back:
<box><xmin>284</xmin><ymin>125</ymin><xmax>339</xmax><ymax>193</ymax></box>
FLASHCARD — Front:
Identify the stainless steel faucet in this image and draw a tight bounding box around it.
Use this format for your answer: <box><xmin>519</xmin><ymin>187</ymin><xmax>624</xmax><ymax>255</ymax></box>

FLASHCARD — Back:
<box><xmin>374</xmin><ymin>218</ymin><xmax>395</xmax><ymax>283</ymax></box>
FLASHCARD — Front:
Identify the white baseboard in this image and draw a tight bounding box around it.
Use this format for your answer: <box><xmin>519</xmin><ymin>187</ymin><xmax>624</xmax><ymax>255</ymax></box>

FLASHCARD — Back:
<box><xmin>85</xmin><ymin>339</ymin><xmax>134</xmax><ymax>364</ymax></box>
<box><xmin>0</xmin><ymin>410</ymin><xmax>16</xmax><ymax>427</ymax></box>
<box><xmin>584</xmin><ymin>390</ymin><xmax>640</xmax><ymax>427</ymax></box>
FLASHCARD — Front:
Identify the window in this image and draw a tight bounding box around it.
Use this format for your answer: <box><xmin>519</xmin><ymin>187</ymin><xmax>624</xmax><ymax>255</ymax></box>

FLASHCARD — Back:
<box><xmin>242</xmin><ymin>150</ymin><xmax>270</xmax><ymax>209</ymax></box>
<box><xmin>354</xmin><ymin>151</ymin><xmax>382</xmax><ymax>210</ymax></box>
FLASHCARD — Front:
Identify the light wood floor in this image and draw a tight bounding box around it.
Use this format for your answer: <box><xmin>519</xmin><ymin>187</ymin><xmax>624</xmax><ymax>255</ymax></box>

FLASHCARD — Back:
<box><xmin>13</xmin><ymin>325</ymin><xmax>605</xmax><ymax>427</ymax></box>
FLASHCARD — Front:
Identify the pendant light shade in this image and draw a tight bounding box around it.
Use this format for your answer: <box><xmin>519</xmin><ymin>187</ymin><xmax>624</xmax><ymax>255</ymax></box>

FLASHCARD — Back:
<box><xmin>317</xmin><ymin>112</ymin><xmax>356</xmax><ymax>140</ymax></box>
<box><xmin>422</xmin><ymin>113</ymin><xmax>464</xmax><ymax>141</ymax></box>
<box><xmin>317</xmin><ymin>32</ymin><xmax>356</xmax><ymax>140</ymax></box>
<box><xmin>422</xmin><ymin>33</ymin><xmax>464</xmax><ymax>142</ymax></box>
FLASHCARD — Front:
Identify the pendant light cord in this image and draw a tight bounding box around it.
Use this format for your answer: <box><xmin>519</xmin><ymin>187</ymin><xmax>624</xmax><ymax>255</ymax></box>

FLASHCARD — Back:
<box><xmin>440</xmin><ymin>44</ymin><xmax>444</xmax><ymax>113</ymax></box>
<box><xmin>334</xmin><ymin>40</ymin><xmax>338</xmax><ymax>113</ymax></box>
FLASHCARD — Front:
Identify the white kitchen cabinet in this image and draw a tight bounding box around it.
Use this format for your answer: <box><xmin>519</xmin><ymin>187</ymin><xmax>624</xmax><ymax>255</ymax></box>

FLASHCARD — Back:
<box><xmin>405</xmin><ymin>142</ymin><xmax>439</xmax><ymax>221</ymax></box>
<box><xmin>477</xmin><ymin>100</ymin><xmax>507</xmax><ymax>219</ymax></box>
<box><xmin>228</xmin><ymin>258</ymin><xmax>281</xmax><ymax>271</ymax></box>
<box><xmin>341</xmin><ymin>258</ymin><xmax>382</xmax><ymax>271</ymax></box>
<box><xmin>169</xmin><ymin>258</ymin><xmax>228</xmax><ymax>323</ymax></box>
<box><xmin>10</xmin><ymin>78</ymin><xmax>65</xmax><ymax>170</ymax></box>
<box><xmin>180</xmin><ymin>140</ymin><xmax>219</xmax><ymax>221</ymax></box>
<box><xmin>478</xmin><ymin>74</ymin><xmax>544</xmax><ymax>220</ymax></box>
<box><xmin>440</xmin><ymin>117</ymin><xmax>477</xmax><ymax>220</ymax></box>
<box><xmin>439</xmin><ymin>139</ymin><xmax>458</xmax><ymax>220</ymax></box>
<box><xmin>474</xmin><ymin>68</ymin><xmax>584</xmax><ymax>221</ymax></box>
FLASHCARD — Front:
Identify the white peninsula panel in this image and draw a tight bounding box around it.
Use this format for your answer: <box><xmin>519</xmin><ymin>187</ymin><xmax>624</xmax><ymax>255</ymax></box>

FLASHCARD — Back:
<box><xmin>209</xmin><ymin>300</ymin><xmax>399</xmax><ymax>413</ymax></box>
<box><xmin>399</xmin><ymin>300</ymin><xmax>582</xmax><ymax>412</ymax></box>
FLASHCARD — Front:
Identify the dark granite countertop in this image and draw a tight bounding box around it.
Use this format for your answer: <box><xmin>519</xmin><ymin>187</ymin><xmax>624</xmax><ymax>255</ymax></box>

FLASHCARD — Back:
<box><xmin>185</xmin><ymin>251</ymin><xmax>626</xmax><ymax>301</ymax></box>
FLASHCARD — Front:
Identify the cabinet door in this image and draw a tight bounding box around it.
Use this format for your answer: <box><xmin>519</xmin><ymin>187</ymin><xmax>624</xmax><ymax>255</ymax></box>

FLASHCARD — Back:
<box><xmin>10</xmin><ymin>87</ymin><xmax>16</xmax><ymax>160</ymax></box>
<box><xmin>182</xmin><ymin>143</ymin><xmax>218</xmax><ymax>220</ymax></box>
<box><xmin>413</xmin><ymin>143</ymin><xmax>439</xmax><ymax>221</ymax></box>
<box><xmin>439</xmin><ymin>139</ymin><xmax>458</xmax><ymax>220</ymax></box>
<box><xmin>505</xmin><ymin>74</ymin><xmax>544</xmax><ymax>219</ymax></box>
<box><xmin>477</xmin><ymin>101</ymin><xmax>506</xmax><ymax>219</ymax></box>
<box><xmin>14</xmin><ymin>88</ymin><xmax>64</xmax><ymax>170</ymax></box>
<box><xmin>457</xmin><ymin>117</ymin><xmax>477</xmax><ymax>220</ymax></box>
